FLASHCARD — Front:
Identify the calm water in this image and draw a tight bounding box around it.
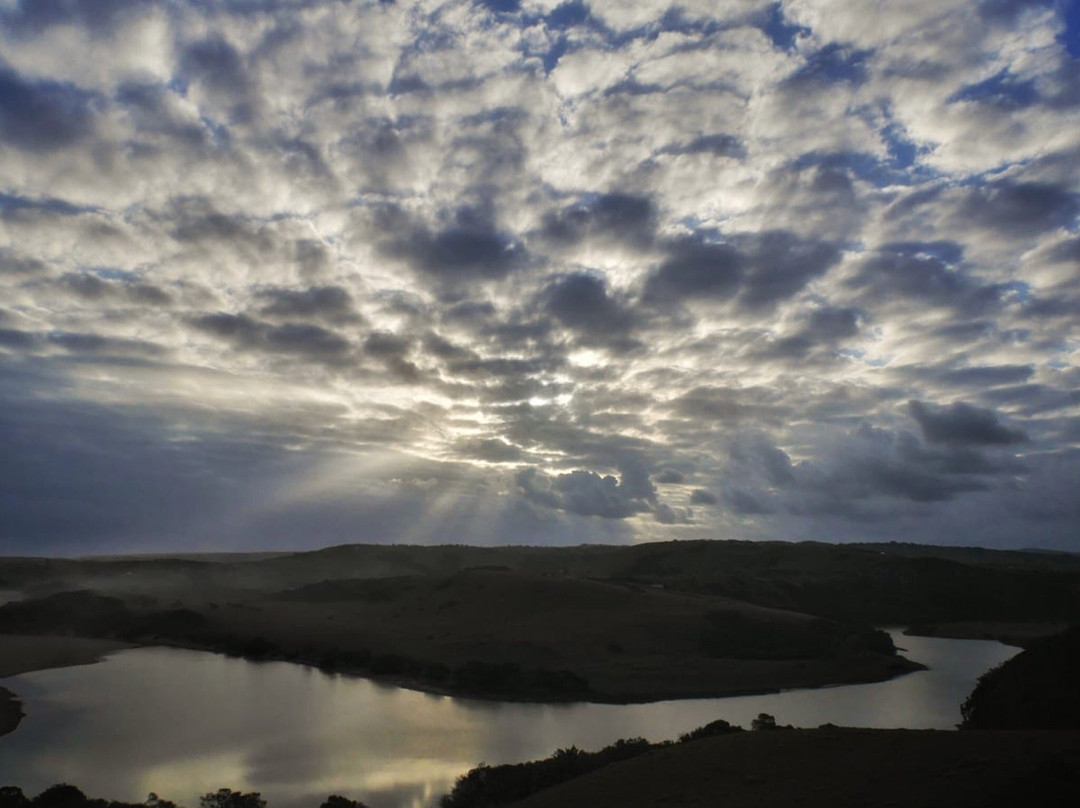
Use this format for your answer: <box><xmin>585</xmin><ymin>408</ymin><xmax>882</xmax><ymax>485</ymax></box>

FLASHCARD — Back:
<box><xmin>0</xmin><ymin>631</ymin><xmax>1017</xmax><ymax>808</ymax></box>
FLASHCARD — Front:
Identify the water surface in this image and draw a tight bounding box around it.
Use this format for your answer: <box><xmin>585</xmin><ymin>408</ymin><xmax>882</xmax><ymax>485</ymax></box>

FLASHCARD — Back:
<box><xmin>0</xmin><ymin>632</ymin><xmax>1017</xmax><ymax>808</ymax></box>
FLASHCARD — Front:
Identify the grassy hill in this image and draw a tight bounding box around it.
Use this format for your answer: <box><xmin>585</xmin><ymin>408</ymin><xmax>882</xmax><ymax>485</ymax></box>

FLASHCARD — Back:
<box><xmin>501</xmin><ymin>727</ymin><xmax>1080</xmax><ymax>808</ymax></box>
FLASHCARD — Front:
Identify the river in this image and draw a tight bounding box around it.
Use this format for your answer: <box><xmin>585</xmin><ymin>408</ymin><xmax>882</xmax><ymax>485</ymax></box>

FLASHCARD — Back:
<box><xmin>0</xmin><ymin>631</ymin><xmax>1017</xmax><ymax>808</ymax></box>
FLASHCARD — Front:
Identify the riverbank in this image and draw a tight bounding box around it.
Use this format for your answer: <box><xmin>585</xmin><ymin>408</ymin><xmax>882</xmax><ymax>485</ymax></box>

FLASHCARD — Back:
<box><xmin>0</xmin><ymin>634</ymin><xmax>129</xmax><ymax>738</ymax></box>
<box><xmin>905</xmin><ymin>621</ymin><xmax>1068</xmax><ymax>647</ymax></box>
<box><xmin>504</xmin><ymin>727</ymin><xmax>1080</xmax><ymax>808</ymax></box>
<box><xmin>0</xmin><ymin>686</ymin><xmax>20</xmax><ymax>736</ymax></box>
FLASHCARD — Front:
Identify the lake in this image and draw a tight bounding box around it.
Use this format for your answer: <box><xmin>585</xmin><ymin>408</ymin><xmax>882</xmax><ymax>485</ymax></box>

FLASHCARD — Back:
<box><xmin>0</xmin><ymin>631</ymin><xmax>1017</xmax><ymax>808</ymax></box>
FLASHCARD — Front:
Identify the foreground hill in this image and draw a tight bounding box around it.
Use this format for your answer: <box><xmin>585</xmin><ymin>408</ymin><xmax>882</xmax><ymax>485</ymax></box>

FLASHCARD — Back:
<box><xmin>503</xmin><ymin>727</ymin><xmax>1080</xmax><ymax>808</ymax></box>
<box><xmin>961</xmin><ymin>625</ymin><xmax>1080</xmax><ymax>729</ymax></box>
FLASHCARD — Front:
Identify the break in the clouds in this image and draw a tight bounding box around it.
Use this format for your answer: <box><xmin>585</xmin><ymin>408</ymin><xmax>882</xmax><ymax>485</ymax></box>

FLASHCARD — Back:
<box><xmin>1</xmin><ymin>0</ymin><xmax>1079</xmax><ymax>554</ymax></box>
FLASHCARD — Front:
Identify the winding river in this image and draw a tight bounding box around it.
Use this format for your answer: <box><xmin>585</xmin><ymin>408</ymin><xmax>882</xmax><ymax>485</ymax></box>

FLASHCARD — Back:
<box><xmin>0</xmin><ymin>631</ymin><xmax>1017</xmax><ymax>808</ymax></box>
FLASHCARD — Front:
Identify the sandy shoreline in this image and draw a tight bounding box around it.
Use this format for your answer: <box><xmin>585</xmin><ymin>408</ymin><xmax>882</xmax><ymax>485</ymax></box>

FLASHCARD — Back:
<box><xmin>0</xmin><ymin>635</ymin><xmax>130</xmax><ymax>738</ymax></box>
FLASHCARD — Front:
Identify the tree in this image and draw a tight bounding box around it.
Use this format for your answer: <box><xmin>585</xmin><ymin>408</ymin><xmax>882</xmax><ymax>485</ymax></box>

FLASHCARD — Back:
<box><xmin>751</xmin><ymin>713</ymin><xmax>777</xmax><ymax>731</ymax></box>
<box><xmin>198</xmin><ymin>790</ymin><xmax>266</xmax><ymax>808</ymax></box>
<box><xmin>29</xmin><ymin>785</ymin><xmax>87</xmax><ymax>808</ymax></box>
<box><xmin>319</xmin><ymin>796</ymin><xmax>369</xmax><ymax>808</ymax></box>
<box><xmin>0</xmin><ymin>787</ymin><xmax>28</xmax><ymax>808</ymax></box>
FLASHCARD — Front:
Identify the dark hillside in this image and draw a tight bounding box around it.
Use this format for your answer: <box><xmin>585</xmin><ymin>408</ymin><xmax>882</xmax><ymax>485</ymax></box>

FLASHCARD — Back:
<box><xmin>961</xmin><ymin>625</ymin><xmax>1080</xmax><ymax>729</ymax></box>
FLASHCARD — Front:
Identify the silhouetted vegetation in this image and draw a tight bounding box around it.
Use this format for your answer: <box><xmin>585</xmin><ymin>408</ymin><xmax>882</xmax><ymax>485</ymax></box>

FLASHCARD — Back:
<box><xmin>0</xmin><ymin>784</ymin><xmax>146</xmax><ymax>808</ymax></box>
<box><xmin>198</xmin><ymin>791</ymin><xmax>264</xmax><ymax>808</ymax></box>
<box><xmin>440</xmin><ymin>717</ymin><xmax>749</xmax><ymax>808</ymax></box>
<box><xmin>676</xmin><ymin>718</ymin><xmax>743</xmax><ymax>742</ymax></box>
<box><xmin>961</xmin><ymin>625</ymin><xmax>1080</xmax><ymax>729</ymax></box>
<box><xmin>439</xmin><ymin>738</ymin><xmax>656</xmax><ymax>808</ymax></box>
<box><xmin>0</xmin><ymin>787</ymin><xmax>369</xmax><ymax>808</ymax></box>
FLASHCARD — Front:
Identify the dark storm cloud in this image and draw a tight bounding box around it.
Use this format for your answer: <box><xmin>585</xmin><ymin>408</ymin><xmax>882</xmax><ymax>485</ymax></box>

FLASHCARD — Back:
<box><xmin>190</xmin><ymin>313</ymin><xmax>352</xmax><ymax>362</ymax></box>
<box><xmin>384</xmin><ymin>207</ymin><xmax>525</xmax><ymax>282</ymax></box>
<box><xmin>958</xmin><ymin>181</ymin><xmax>1080</xmax><ymax>237</ymax></box>
<box><xmin>540</xmin><ymin>272</ymin><xmax>642</xmax><ymax>348</ymax></box>
<box><xmin>689</xmin><ymin>488</ymin><xmax>717</xmax><ymax>505</ymax></box>
<box><xmin>180</xmin><ymin>35</ymin><xmax>251</xmax><ymax>96</ymax></box>
<box><xmin>727</xmin><ymin>488</ymin><xmax>774</xmax><ymax>514</ymax></box>
<box><xmin>803</xmin><ymin>432</ymin><xmax>993</xmax><ymax>506</ymax></box>
<box><xmin>643</xmin><ymin>236</ymin><xmax>744</xmax><ymax>302</ymax></box>
<box><xmin>0</xmin><ymin>67</ymin><xmax>97</xmax><ymax>151</ymax></box>
<box><xmin>0</xmin><ymin>0</ymin><xmax>146</xmax><ymax>34</ymax></box>
<box><xmin>671</xmin><ymin>385</ymin><xmax>787</xmax><ymax>423</ymax></box>
<box><xmin>657</xmin><ymin>133</ymin><xmax>745</xmax><ymax>158</ymax></box>
<box><xmin>740</xmin><ymin>231</ymin><xmax>841</xmax><ymax>309</ymax></box>
<box><xmin>539</xmin><ymin>193</ymin><xmax>656</xmax><ymax>247</ymax></box>
<box><xmin>1045</xmin><ymin>236</ymin><xmax>1080</xmax><ymax>264</ymax></box>
<box><xmin>644</xmin><ymin>231</ymin><xmax>839</xmax><ymax>310</ymax></box>
<box><xmin>454</xmin><ymin>436</ymin><xmax>524</xmax><ymax>463</ymax></box>
<box><xmin>908</xmin><ymin>400</ymin><xmax>1028</xmax><ymax>446</ymax></box>
<box><xmin>804</xmin><ymin>306</ymin><xmax>861</xmax><ymax>341</ymax></box>
<box><xmin>255</xmin><ymin>286</ymin><xmax>360</xmax><ymax>323</ymax></box>
<box><xmin>848</xmin><ymin>244</ymin><xmax>1007</xmax><ymax>314</ymax></box>
<box><xmin>982</xmin><ymin>384</ymin><xmax>1080</xmax><ymax>417</ymax></box>
<box><xmin>0</xmin><ymin>377</ymin><xmax>281</xmax><ymax>553</ymax></box>
<box><xmin>654</xmin><ymin>469</ymin><xmax>685</xmax><ymax>484</ymax></box>
<box><xmin>45</xmin><ymin>331</ymin><xmax>165</xmax><ymax>358</ymax></box>
<box><xmin>168</xmin><ymin>199</ymin><xmax>270</xmax><ymax>250</ymax></box>
<box><xmin>517</xmin><ymin>458</ymin><xmax>664</xmax><ymax>520</ymax></box>
<box><xmin>58</xmin><ymin>273</ymin><xmax>174</xmax><ymax>307</ymax></box>
<box><xmin>904</xmin><ymin>363</ymin><xmax>1036</xmax><ymax>390</ymax></box>
<box><xmin>0</xmin><ymin>329</ymin><xmax>40</xmax><ymax>350</ymax></box>
<box><xmin>729</xmin><ymin>437</ymin><xmax>796</xmax><ymax>487</ymax></box>
<box><xmin>0</xmin><ymin>249</ymin><xmax>48</xmax><ymax>275</ymax></box>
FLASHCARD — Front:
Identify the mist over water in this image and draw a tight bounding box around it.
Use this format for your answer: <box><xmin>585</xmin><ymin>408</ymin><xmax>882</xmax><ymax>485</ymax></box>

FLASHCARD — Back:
<box><xmin>0</xmin><ymin>632</ymin><xmax>1018</xmax><ymax>808</ymax></box>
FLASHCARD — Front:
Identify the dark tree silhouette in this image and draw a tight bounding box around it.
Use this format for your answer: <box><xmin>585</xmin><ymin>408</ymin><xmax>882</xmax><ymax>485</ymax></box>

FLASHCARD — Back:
<box><xmin>198</xmin><ymin>791</ymin><xmax>265</xmax><ymax>808</ymax></box>
<box><xmin>0</xmin><ymin>787</ymin><xmax>29</xmax><ymax>808</ymax></box>
<box><xmin>29</xmin><ymin>785</ymin><xmax>87</xmax><ymax>808</ymax></box>
<box><xmin>319</xmin><ymin>796</ymin><xmax>369</xmax><ymax>808</ymax></box>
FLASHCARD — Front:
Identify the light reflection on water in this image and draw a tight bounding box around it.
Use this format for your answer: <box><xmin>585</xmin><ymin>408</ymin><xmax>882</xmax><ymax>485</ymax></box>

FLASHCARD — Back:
<box><xmin>0</xmin><ymin>631</ymin><xmax>1018</xmax><ymax>808</ymax></box>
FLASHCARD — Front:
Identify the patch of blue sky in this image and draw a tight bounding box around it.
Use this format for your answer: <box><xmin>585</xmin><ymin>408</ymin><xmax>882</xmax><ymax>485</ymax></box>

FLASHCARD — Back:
<box><xmin>791</xmin><ymin>146</ymin><xmax>934</xmax><ymax>190</ymax></box>
<box><xmin>762</xmin><ymin>2</ymin><xmax>809</xmax><ymax>51</ymax></box>
<box><xmin>788</xmin><ymin>43</ymin><xmax>870</xmax><ymax>86</ymax></box>
<box><xmin>0</xmin><ymin>193</ymin><xmax>95</xmax><ymax>217</ymax></box>
<box><xmin>948</xmin><ymin>69</ymin><xmax>1041</xmax><ymax>110</ymax></box>
<box><xmin>1060</xmin><ymin>0</ymin><xmax>1080</xmax><ymax>58</ymax></box>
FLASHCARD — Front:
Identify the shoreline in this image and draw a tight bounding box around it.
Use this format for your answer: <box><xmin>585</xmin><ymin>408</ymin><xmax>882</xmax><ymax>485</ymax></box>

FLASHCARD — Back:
<box><xmin>0</xmin><ymin>686</ymin><xmax>21</xmax><ymax>737</ymax></box>
<box><xmin>904</xmin><ymin>621</ymin><xmax>1068</xmax><ymax>647</ymax></box>
<box><xmin>0</xmin><ymin>635</ymin><xmax>130</xmax><ymax>739</ymax></box>
<box><xmin>63</xmin><ymin>635</ymin><xmax>925</xmax><ymax>706</ymax></box>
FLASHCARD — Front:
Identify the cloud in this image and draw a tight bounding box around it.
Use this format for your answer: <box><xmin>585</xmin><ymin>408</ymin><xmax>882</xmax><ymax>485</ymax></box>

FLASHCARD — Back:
<box><xmin>0</xmin><ymin>0</ymin><xmax>1078</xmax><ymax>552</ymax></box>
<box><xmin>189</xmin><ymin>313</ymin><xmax>352</xmax><ymax>363</ymax></box>
<box><xmin>689</xmin><ymin>488</ymin><xmax>718</xmax><ymax>505</ymax></box>
<box><xmin>908</xmin><ymin>400</ymin><xmax>1029</xmax><ymax>446</ymax></box>
<box><xmin>255</xmin><ymin>286</ymin><xmax>360</xmax><ymax>323</ymax></box>
<box><xmin>644</xmin><ymin>230</ymin><xmax>840</xmax><ymax>310</ymax></box>
<box><xmin>0</xmin><ymin>67</ymin><xmax>97</xmax><ymax>151</ymax></box>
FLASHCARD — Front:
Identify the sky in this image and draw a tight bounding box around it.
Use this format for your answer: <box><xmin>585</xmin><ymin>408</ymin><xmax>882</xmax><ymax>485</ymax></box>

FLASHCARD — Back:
<box><xmin>1</xmin><ymin>0</ymin><xmax>1079</xmax><ymax>556</ymax></box>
